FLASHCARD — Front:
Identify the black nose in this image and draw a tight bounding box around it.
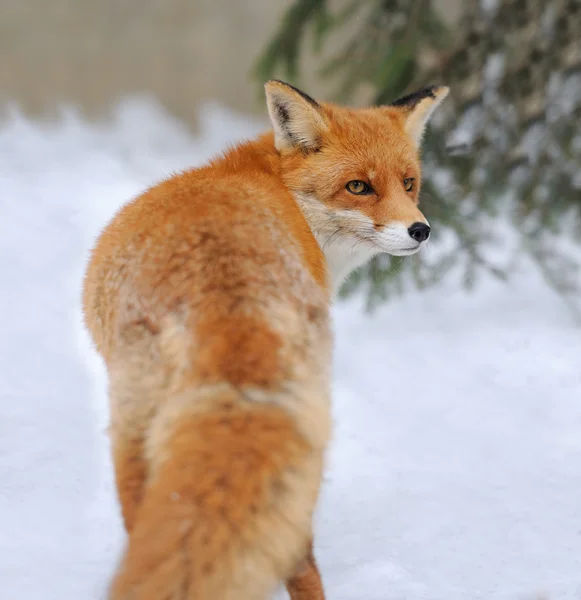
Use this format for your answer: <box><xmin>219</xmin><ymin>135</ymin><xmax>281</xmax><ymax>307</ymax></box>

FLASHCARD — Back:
<box><xmin>408</xmin><ymin>222</ymin><xmax>430</xmax><ymax>243</ymax></box>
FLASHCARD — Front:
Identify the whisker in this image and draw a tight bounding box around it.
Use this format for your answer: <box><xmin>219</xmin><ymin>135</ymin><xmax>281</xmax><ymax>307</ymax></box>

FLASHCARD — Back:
<box><xmin>323</xmin><ymin>226</ymin><xmax>343</xmax><ymax>250</ymax></box>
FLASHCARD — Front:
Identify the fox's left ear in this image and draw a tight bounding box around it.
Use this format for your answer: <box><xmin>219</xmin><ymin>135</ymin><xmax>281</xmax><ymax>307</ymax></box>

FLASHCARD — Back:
<box><xmin>391</xmin><ymin>86</ymin><xmax>449</xmax><ymax>147</ymax></box>
<box><xmin>265</xmin><ymin>80</ymin><xmax>328</xmax><ymax>152</ymax></box>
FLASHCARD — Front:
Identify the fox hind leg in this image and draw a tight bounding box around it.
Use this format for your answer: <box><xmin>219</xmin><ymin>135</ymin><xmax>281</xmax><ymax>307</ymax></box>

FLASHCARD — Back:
<box><xmin>285</xmin><ymin>541</ymin><xmax>325</xmax><ymax>600</ymax></box>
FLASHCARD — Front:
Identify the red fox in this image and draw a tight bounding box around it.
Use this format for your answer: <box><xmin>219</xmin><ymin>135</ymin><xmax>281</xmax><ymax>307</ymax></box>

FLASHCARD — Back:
<box><xmin>83</xmin><ymin>79</ymin><xmax>448</xmax><ymax>599</ymax></box>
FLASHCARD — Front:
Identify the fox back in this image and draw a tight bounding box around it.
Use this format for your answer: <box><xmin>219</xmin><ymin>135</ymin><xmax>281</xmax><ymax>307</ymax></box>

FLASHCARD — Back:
<box><xmin>82</xmin><ymin>79</ymin><xmax>447</xmax><ymax>599</ymax></box>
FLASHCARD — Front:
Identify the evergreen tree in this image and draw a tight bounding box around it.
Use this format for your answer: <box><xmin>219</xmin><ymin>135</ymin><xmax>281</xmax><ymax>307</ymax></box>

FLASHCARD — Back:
<box><xmin>255</xmin><ymin>0</ymin><xmax>581</xmax><ymax>310</ymax></box>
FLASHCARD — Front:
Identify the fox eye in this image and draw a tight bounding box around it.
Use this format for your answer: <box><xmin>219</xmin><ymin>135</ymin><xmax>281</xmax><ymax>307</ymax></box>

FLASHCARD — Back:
<box><xmin>403</xmin><ymin>177</ymin><xmax>415</xmax><ymax>192</ymax></box>
<box><xmin>346</xmin><ymin>180</ymin><xmax>372</xmax><ymax>195</ymax></box>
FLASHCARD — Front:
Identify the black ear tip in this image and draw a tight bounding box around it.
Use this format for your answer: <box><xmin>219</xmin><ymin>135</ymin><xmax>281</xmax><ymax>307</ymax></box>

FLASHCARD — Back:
<box><xmin>391</xmin><ymin>85</ymin><xmax>449</xmax><ymax>108</ymax></box>
<box><xmin>265</xmin><ymin>79</ymin><xmax>289</xmax><ymax>87</ymax></box>
<box><xmin>264</xmin><ymin>80</ymin><xmax>320</xmax><ymax>108</ymax></box>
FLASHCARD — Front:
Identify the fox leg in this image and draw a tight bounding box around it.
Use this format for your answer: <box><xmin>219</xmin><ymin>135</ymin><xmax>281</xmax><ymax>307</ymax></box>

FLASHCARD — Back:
<box><xmin>111</xmin><ymin>433</ymin><xmax>147</xmax><ymax>532</ymax></box>
<box><xmin>286</xmin><ymin>541</ymin><xmax>325</xmax><ymax>600</ymax></box>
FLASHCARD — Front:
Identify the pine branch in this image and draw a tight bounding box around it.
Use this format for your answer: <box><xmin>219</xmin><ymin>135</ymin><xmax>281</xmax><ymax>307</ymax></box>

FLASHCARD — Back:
<box><xmin>253</xmin><ymin>0</ymin><xmax>329</xmax><ymax>84</ymax></box>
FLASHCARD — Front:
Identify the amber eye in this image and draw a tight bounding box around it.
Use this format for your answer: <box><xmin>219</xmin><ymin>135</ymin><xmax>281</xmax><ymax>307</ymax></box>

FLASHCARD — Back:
<box><xmin>346</xmin><ymin>180</ymin><xmax>372</xmax><ymax>195</ymax></box>
<box><xmin>404</xmin><ymin>177</ymin><xmax>415</xmax><ymax>192</ymax></box>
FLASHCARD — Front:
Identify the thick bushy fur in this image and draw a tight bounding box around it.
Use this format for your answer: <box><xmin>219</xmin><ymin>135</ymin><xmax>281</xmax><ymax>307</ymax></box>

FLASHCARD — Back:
<box><xmin>83</xmin><ymin>79</ymin><xmax>447</xmax><ymax>599</ymax></box>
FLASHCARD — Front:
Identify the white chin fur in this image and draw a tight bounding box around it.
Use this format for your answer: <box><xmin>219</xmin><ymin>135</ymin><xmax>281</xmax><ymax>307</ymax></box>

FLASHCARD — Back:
<box><xmin>387</xmin><ymin>245</ymin><xmax>422</xmax><ymax>256</ymax></box>
<box><xmin>293</xmin><ymin>193</ymin><xmax>426</xmax><ymax>291</ymax></box>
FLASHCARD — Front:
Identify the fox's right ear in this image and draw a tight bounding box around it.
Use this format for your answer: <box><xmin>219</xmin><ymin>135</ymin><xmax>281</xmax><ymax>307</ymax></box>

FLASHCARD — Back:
<box><xmin>265</xmin><ymin>80</ymin><xmax>328</xmax><ymax>152</ymax></box>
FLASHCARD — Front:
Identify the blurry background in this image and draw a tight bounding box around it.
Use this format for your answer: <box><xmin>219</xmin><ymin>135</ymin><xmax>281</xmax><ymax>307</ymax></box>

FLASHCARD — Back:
<box><xmin>0</xmin><ymin>0</ymin><xmax>460</xmax><ymax>121</ymax></box>
<box><xmin>1</xmin><ymin>0</ymin><xmax>290</xmax><ymax>122</ymax></box>
<box><xmin>2</xmin><ymin>2</ymin><xmax>581</xmax><ymax>600</ymax></box>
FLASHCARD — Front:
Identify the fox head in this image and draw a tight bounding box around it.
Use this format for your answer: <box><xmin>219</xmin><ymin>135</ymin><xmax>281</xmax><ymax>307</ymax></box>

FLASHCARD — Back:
<box><xmin>264</xmin><ymin>79</ymin><xmax>449</xmax><ymax>289</ymax></box>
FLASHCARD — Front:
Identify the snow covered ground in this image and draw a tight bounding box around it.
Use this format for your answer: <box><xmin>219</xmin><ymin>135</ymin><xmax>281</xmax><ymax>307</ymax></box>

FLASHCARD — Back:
<box><xmin>1</xmin><ymin>97</ymin><xmax>580</xmax><ymax>600</ymax></box>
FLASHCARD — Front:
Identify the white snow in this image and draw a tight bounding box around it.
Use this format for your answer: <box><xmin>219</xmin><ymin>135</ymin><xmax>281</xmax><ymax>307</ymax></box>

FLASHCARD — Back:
<box><xmin>1</xmin><ymin>96</ymin><xmax>580</xmax><ymax>600</ymax></box>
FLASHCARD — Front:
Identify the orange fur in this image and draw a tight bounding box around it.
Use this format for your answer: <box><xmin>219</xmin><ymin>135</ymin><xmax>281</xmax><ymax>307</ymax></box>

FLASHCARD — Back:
<box><xmin>281</xmin><ymin>106</ymin><xmax>425</xmax><ymax>223</ymax></box>
<box><xmin>110</xmin><ymin>403</ymin><xmax>314</xmax><ymax>599</ymax></box>
<box><xmin>286</xmin><ymin>541</ymin><xmax>325</xmax><ymax>600</ymax></box>
<box><xmin>83</xmin><ymin>79</ymin><xmax>447</xmax><ymax>599</ymax></box>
